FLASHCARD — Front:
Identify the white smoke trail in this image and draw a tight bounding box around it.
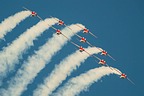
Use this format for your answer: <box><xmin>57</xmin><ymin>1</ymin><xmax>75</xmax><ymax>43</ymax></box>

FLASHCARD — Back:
<box><xmin>0</xmin><ymin>11</ymin><xmax>31</xmax><ymax>39</ymax></box>
<box><xmin>33</xmin><ymin>47</ymin><xmax>102</xmax><ymax>96</ymax></box>
<box><xmin>54</xmin><ymin>66</ymin><xmax>121</xmax><ymax>96</ymax></box>
<box><xmin>0</xmin><ymin>18</ymin><xmax>58</xmax><ymax>82</ymax></box>
<box><xmin>0</xmin><ymin>24</ymin><xmax>84</xmax><ymax>96</ymax></box>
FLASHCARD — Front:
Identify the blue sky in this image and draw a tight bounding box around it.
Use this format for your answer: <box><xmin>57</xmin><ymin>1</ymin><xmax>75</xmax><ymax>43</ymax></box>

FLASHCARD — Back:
<box><xmin>0</xmin><ymin>0</ymin><xmax>144</xmax><ymax>96</ymax></box>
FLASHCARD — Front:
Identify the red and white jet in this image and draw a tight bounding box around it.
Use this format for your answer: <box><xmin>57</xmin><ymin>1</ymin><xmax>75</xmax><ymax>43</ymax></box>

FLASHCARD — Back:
<box><xmin>101</xmin><ymin>50</ymin><xmax>108</xmax><ymax>56</ymax></box>
<box><xmin>69</xmin><ymin>42</ymin><xmax>86</xmax><ymax>53</ymax></box>
<box><xmin>80</xmin><ymin>37</ymin><xmax>86</xmax><ymax>43</ymax></box>
<box><xmin>58</xmin><ymin>20</ymin><xmax>64</xmax><ymax>25</ymax></box>
<box><xmin>120</xmin><ymin>73</ymin><xmax>135</xmax><ymax>85</ymax></box>
<box><xmin>91</xmin><ymin>54</ymin><xmax>115</xmax><ymax>71</ymax></box>
<box><xmin>99</xmin><ymin>50</ymin><xmax>116</xmax><ymax>61</ymax></box>
<box><xmin>76</xmin><ymin>24</ymin><xmax>97</xmax><ymax>39</ymax></box>
<box><xmin>50</xmin><ymin>16</ymin><xmax>65</xmax><ymax>26</ymax></box>
<box><xmin>75</xmin><ymin>34</ymin><xmax>94</xmax><ymax>47</ymax></box>
<box><xmin>79</xmin><ymin>46</ymin><xmax>85</xmax><ymax>52</ymax></box>
<box><xmin>98</xmin><ymin>59</ymin><xmax>106</xmax><ymax>65</ymax></box>
<box><xmin>120</xmin><ymin>73</ymin><xmax>127</xmax><ymax>79</ymax></box>
<box><xmin>114</xmin><ymin>68</ymin><xmax>135</xmax><ymax>85</ymax></box>
<box><xmin>83</xmin><ymin>28</ymin><xmax>89</xmax><ymax>33</ymax></box>
<box><xmin>31</xmin><ymin>11</ymin><xmax>37</xmax><ymax>17</ymax></box>
<box><xmin>56</xmin><ymin>29</ymin><xmax>62</xmax><ymax>35</ymax></box>
<box><xmin>23</xmin><ymin>7</ymin><xmax>42</xmax><ymax>20</ymax></box>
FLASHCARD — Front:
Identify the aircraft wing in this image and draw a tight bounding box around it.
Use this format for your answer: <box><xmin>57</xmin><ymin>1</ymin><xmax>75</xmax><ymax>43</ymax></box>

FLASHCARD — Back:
<box><xmin>37</xmin><ymin>15</ymin><xmax>43</xmax><ymax>21</ymax></box>
<box><xmin>106</xmin><ymin>64</ymin><xmax>114</xmax><ymax>71</ymax></box>
<box><xmin>127</xmin><ymin>77</ymin><xmax>135</xmax><ymax>85</ymax></box>
<box><xmin>113</xmin><ymin>68</ymin><xmax>122</xmax><ymax>74</ymax></box>
<box><xmin>86</xmin><ymin>41</ymin><xmax>93</xmax><ymax>47</ymax></box>
<box><xmin>50</xmin><ymin>16</ymin><xmax>59</xmax><ymax>21</ymax></box>
<box><xmin>23</xmin><ymin>7</ymin><xmax>31</xmax><ymax>12</ymax></box>
<box><xmin>108</xmin><ymin>54</ymin><xmax>116</xmax><ymax>61</ymax></box>
<box><xmin>89</xmin><ymin>31</ymin><xmax>97</xmax><ymax>39</ymax></box>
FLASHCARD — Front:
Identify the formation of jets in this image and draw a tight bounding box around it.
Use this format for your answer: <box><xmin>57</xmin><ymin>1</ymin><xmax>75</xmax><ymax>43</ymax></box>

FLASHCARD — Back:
<box><xmin>23</xmin><ymin>7</ymin><xmax>135</xmax><ymax>85</ymax></box>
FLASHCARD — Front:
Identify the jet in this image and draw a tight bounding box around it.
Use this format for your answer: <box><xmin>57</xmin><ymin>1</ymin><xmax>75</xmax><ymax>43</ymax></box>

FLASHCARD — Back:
<box><xmin>58</xmin><ymin>20</ymin><xmax>64</xmax><ymax>25</ymax></box>
<box><xmin>79</xmin><ymin>46</ymin><xmax>85</xmax><ymax>52</ymax></box>
<box><xmin>91</xmin><ymin>54</ymin><xmax>115</xmax><ymax>71</ymax></box>
<box><xmin>23</xmin><ymin>7</ymin><xmax>42</xmax><ymax>20</ymax></box>
<box><xmin>100</xmin><ymin>50</ymin><xmax>116</xmax><ymax>61</ymax></box>
<box><xmin>76</xmin><ymin>24</ymin><xmax>97</xmax><ymax>39</ymax></box>
<box><xmin>76</xmin><ymin>35</ymin><xmax>95</xmax><ymax>47</ymax></box>
<box><xmin>53</xmin><ymin>28</ymin><xmax>70</xmax><ymax>40</ymax></box>
<box><xmin>83</xmin><ymin>28</ymin><xmax>89</xmax><ymax>33</ymax></box>
<box><xmin>98</xmin><ymin>59</ymin><xmax>106</xmax><ymax>65</ymax></box>
<box><xmin>101</xmin><ymin>50</ymin><xmax>108</xmax><ymax>56</ymax></box>
<box><xmin>50</xmin><ymin>16</ymin><xmax>64</xmax><ymax>25</ymax></box>
<box><xmin>120</xmin><ymin>73</ymin><xmax>127</xmax><ymax>79</ymax></box>
<box><xmin>75</xmin><ymin>35</ymin><xmax>94</xmax><ymax>47</ymax></box>
<box><xmin>56</xmin><ymin>29</ymin><xmax>62</xmax><ymax>35</ymax></box>
<box><xmin>80</xmin><ymin>37</ymin><xmax>86</xmax><ymax>43</ymax></box>
<box><xmin>69</xmin><ymin>41</ymin><xmax>86</xmax><ymax>53</ymax></box>
<box><xmin>121</xmin><ymin>73</ymin><xmax>135</xmax><ymax>85</ymax></box>
<box><xmin>31</xmin><ymin>11</ymin><xmax>37</xmax><ymax>17</ymax></box>
<box><xmin>114</xmin><ymin>68</ymin><xmax>135</xmax><ymax>85</ymax></box>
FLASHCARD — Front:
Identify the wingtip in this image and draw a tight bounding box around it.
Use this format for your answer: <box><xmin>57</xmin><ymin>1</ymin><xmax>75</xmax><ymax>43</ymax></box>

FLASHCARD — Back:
<box><xmin>94</xmin><ymin>35</ymin><xmax>98</xmax><ymax>39</ymax></box>
<box><xmin>108</xmin><ymin>54</ymin><xmax>116</xmax><ymax>61</ymax></box>
<box><xmin>22</xmin><ymin>6</ymin><xmax>26</xmax><ymax>9</ymax></box>
<box><xmin>127</xmin><ymin>77</ymin><xmax>135</xmax><ymax>86</ymax></box>
<box><xmin>113</xmin><ymin>58</ymin><xmax>116</xmax><ymax>61</ymax></box>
